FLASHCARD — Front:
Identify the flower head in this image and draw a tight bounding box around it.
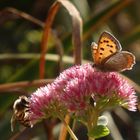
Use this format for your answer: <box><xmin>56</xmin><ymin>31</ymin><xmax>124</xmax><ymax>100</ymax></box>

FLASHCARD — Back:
<box><xmin>29</xmin><ymin>63</ymin><xmax>137</xmax><ymax>124</ymax></box>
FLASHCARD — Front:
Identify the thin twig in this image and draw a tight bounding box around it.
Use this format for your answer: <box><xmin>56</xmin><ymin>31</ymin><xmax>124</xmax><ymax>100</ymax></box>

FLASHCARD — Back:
<box><xmin>59</xmin><ymin>115</ymin><xmax>70</xmax><ymax>140</ymax></box>
<box><xmin>59</xmin><ymin>115</ymin><xmax>78</xmax><ymax>140</ymax></box>
<box><xmin>58</xmin><ymin>0</ymin><xmax>83</xmax><ymax>64</ymax></box>
<box><xmin>0</xmin><ymin>7</ymin><xmax>44</xmax><ymax>27</ymax></box>
<box><xmin>53</xmin><ymin>31</ymin><xmax>64</xmax><ymax>72</ymax></box>
<box><xmin>0</xmin><ymin>53</ymin><xmax>90</xmax><ymax>64</ymax></box>
<box><xmin>0</xmin><ymin>79</ymin><xmax>53</xmax><ymax>92</ymax></box>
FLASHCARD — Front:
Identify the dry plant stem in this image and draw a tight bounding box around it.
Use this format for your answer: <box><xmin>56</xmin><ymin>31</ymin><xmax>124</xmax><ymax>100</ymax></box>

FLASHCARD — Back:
<box><xmin>63</xmin><ymin>122</ymin><xmax>78</xmax><ymax>140</ymax></box>
<box><xmin>0</xmin><ymin>53</ymin><xmax>90</xmax><ymax>65</ymax></box>
<box><xmin>53</xmin><ymin>32</ymin><xmax>64</xmax><ymax>72</ymax></box>
<box><xmin>40</xmin><ymin>0</ymin><xmax>83</xmax><ymax>78</ymax></box>
<box><xmin>0</xmin><ymin>79</ymin><xmax>53</xmax><ymax>92</ymax></box>
<box><xmin>0</xmin><ymin>7</ymin><xmax>44</xmax><ymax>27</ymax></box>
<box><xmin>39</xmin><ymin>2</ymin><xmax>60</xmax><ymax>79</ymax></box>
<box><xmin>59</xmin><ymin>0</ymin><xmax>83</xmax><ymax>64</ymax></box>
<box><xmin>59</xmin><ymin>115</ymin><xmax>70</xmax><ymax>140</ymax></box>
<box><xmin>59</xmin><ymin>116</ymin><xmax>78</xmax><ymax>140</ymax></box>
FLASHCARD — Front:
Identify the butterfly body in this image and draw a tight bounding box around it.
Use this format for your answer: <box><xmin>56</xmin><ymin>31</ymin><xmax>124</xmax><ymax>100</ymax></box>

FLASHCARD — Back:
<box><xmin>91</xmin><ymin>31</ymin><xmax>135</xmax><ymax>72</ymax></box>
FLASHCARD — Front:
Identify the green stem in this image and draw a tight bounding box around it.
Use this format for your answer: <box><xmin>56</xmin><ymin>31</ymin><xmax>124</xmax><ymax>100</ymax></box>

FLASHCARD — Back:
<box><xmin>88</xmin><ymin>137</ymin><xmax>95</xmax><ymax>140</ymax></box>
<box><xmin>87</xmin><ymin>108</ymin><xmax>100</xmax><ymax>140</ymax></box>
<box><xmin>59</xmin><ymin>116</ymin><xmax>78</xmax><ymax>140</ymax></box>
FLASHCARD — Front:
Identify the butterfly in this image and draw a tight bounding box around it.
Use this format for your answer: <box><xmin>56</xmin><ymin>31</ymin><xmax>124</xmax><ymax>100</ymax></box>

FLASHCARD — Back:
<box><xmin>91</xmin><ymin>31</ymin><xmax>135</xmax><ymax>72</ymax></box>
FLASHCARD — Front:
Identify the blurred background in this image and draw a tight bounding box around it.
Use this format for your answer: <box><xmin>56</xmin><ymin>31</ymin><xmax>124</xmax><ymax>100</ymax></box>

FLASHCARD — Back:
<box><xmin>0</xmin><ymin>0</ymin><xmax>140</xmax><ymax>140</ymax></box>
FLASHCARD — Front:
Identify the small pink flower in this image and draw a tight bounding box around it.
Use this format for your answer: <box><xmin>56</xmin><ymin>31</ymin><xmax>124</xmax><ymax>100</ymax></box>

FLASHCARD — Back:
<box><xmin>29</xmin><ymin>83</ymin><xmax>66</xmax><ymax>123</ymax></box>
<box><xmin>54</xmin><ymin>64</ymin><xmax>94</xmax><ymax>87</ymax></box>
<box><xmin>61</xmin><ymin>78</ymin><xmax>91</xmax><ymax>111</ymax></box>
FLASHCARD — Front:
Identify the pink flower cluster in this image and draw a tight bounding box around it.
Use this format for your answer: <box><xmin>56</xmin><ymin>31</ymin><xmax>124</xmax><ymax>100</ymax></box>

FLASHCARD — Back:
<box><xmin>29</xmin><ymin>63</ymin><xmax>137</xmax><ymax>123</ymax></box>
<box><xmin>29</xmin><ymin>84</ymin><xmax>57</xmax><ymax>121</ymax></box>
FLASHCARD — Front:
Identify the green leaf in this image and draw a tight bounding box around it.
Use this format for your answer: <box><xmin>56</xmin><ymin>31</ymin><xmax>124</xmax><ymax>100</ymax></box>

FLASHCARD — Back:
<box><xmin>88</xmin><ymin>125</ymin><xmax>110</xmax><ymax>139</ymax></box>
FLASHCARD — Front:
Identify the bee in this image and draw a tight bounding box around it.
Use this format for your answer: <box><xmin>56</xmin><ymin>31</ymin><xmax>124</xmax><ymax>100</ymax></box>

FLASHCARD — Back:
<box><xmin>11</xmin><ymin>96</ymin><xmax>32</xmax><ymax>131</ymax></box>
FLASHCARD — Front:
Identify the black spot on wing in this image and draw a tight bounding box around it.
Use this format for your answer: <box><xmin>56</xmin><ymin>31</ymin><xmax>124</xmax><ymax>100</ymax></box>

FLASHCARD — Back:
<box><xmin>100</xmin><ymin>48</ymin><xmax>104</xmax><ymax>51</ymax></box>
<box><xmin>106</xmin><ymin>44</ymin><xmax>113</xmax><ymax>48</ymax></box>
<box><xmin>103</xmin><ymin>40</ymin><xmax>109</xmax><ymax>43</ymax></box>
<box><xmin>109</xmin><ymin>50</ymin><xmax>114</xmax><ymax>53</ymax></box>
<box><xmin>109</xmin><ymin>45</ymin><xmax>113</xmax><ymax>48</ymax></box>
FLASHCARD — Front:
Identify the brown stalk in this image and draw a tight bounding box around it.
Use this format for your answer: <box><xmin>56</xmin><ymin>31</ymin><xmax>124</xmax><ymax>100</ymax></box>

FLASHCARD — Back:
<box><xmin>0</xmin><ymin>79</ymin><xmax>53</xmax><ymax>93</ymax></box>
<box><xmin>39</xmin><ymin>2</ymin><xmax>60</xmax><ymax>79</ymax></box>
<box><xmin>58</xmin><ymin>0</ymin><xmax>83</xmax><ymax>65</ymax></box>
<box><xmin>59</xmin><ymin>115</ymin><xmax>70</xmax><ymax>140</ymax></box>
<box><xmin>53</xmin><ymin>31</ymin><xmax>64</xmax><ymax>72</ymax></box>
<box><xmin>39</xmin><ymin>0</ymin><xmax>83</xmax><ymax>78</ymax></box>
<box><xmin>0</xmin><ymin>7</ymin><xmax>44</xmax><ymax>27</ymax></box>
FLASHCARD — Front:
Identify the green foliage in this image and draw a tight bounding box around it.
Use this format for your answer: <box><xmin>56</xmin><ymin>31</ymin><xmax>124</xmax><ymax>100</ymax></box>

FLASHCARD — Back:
<box><xmin>88</xmin><ymin>125</ymin><xmax>110</xmax><ymax>139</ymax></box>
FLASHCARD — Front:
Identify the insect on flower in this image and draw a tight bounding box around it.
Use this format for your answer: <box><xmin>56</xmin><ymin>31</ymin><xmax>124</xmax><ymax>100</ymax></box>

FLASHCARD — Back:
<box><xmin>11</xmin><ymin>96</ymin><xmax>32</xmax><ymax>131</ymax></box>
<box><xmin>91</xmin><ymin>31</ymin><xmax>135</xmax><ymax>72</ymax></box>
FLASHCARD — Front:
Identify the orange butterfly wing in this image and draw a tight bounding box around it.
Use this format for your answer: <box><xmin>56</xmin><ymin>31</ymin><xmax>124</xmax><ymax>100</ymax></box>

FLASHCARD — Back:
<box><xmin>91</xmin><ymin>31</ymin><xmax>121</xmax><ymax>65</ymax></box>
